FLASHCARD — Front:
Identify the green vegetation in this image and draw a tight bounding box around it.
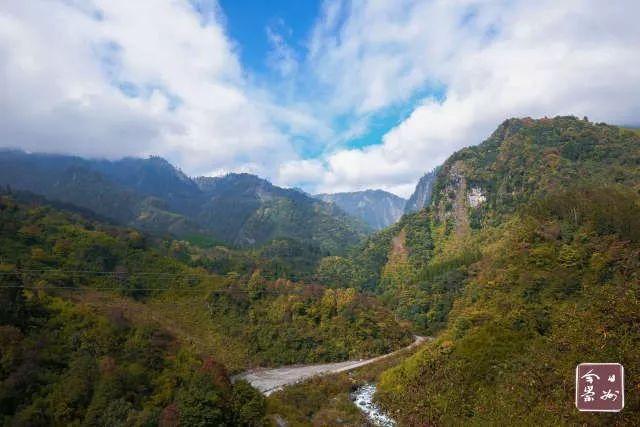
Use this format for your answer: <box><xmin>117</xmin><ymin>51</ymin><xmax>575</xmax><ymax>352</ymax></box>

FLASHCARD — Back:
<box><xmin>0</xmin><ymin>281</ymin><xmax>266</xmax><ymax>426</ymax></box>
<box><xmin>0</xmin><ymin>153</ymin><xmax>370</xmax><ymax>254</ymax></box>
<box><xmin>0</xmin><ymin>191</ymin><xmax>411</xmax><ymax>425</ymax></box>
<box><xmin>370</xmin><ymin>117</ymin><xmax>640</xmax><ymax>425</ymax></box>
<box><xmin>208</xmin><ymin>277</ymin><xmax>412</xmax><ymax>365</ymax></box>
<box><xmin>316</xmin><ymin>205</ymin><xmax>474</xmax><ymax>335</ymax></box>
<box><xmin>3</xmin><ymin>116</ymin><xmax>640</xmax><ymax>425</ymax></box>
<box><xmin>378</xmin><ymin>185</ymin><xmax>640</xmax><ymax>425</ymax></box>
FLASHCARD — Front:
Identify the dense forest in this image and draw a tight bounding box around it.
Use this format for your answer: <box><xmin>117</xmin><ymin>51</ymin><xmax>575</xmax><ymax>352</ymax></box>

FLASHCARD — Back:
<box><xmin>365</xmin><ymin>117</ymin><xmax>640</xmax><ymax>425</ymax></box>
<box><xmin>0</xmin><ymin>191</ymin><xmax>410</xmax><ymax>425</ymax></box>
<box><xmin>0</xmin><ymin>152</ymin><xmax>370</xmax><ymax>254</ymax></box>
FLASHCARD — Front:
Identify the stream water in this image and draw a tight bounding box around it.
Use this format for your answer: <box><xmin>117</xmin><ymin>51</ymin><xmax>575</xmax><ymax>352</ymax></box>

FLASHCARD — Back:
<box><xmin>351</xmin><ymin>384</ymin><xmax>396</xmax><ymax>426</ymax></box>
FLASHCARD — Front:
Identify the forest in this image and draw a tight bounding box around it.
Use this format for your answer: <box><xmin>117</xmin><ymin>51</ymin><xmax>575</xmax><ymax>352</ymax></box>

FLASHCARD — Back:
<box><xmin>2</xmin><ymin>116</ymin><xmax>640</xmax><ymax>426</ymax></box>
<box><xmin>0</xmin><ymin>191</ymin><xmax>409</xmax><ymax>425</ymax></box>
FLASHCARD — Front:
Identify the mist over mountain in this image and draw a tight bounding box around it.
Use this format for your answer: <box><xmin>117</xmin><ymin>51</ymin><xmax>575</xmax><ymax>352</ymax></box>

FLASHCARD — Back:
<box><xmin>0</xmin><ymin>150</ymin><xmax>369</xmax><ymax>253</ymax></box>
<box><xmin>315</xmin><ymin>189</ymin><xmax>406</xmax><ymax>230</ymax></box>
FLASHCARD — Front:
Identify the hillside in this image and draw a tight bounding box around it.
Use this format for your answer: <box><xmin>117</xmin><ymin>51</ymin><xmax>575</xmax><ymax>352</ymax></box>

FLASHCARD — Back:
<box><xmin>315</xmin><ymin>189</ymin><xmax>406</xmax><ymax>230</ymax></box>
<box><xmin>3</xmin><ymin>116</ymin><xmax>640</xmax><ymax>425</ymax></box>
<box><xmin>0</xmin><ymin>191</ymin><xmax>411</xmax><ymax>425</ymax></box>
<box><xmin>347</xmin><ymin>116</ymin><xmax>640</xmax><ymax>424</ymax></box>
<box><xmin>378</xmin><ymin>185</ymin><xmax>640</xmax><ymax>425</ymax></box>
<box><xmin>0</xmin><ymin>151</ymin><xmax>369</xmax><ymax>253</ymax></box>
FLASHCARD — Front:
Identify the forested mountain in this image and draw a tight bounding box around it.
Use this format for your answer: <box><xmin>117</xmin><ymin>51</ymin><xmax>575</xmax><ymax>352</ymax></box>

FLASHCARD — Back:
<box><xmin>404</xmin><ymin>168</ymin><xmax>438</xmax><ymax>214</ymax></box>
<box><xmin>0</xmin><ymin>190</ymin><xmax>411</xmax><ymax>425</ymax></box>
<box><xmin>313</xmin><ymin>116</ymin><xmax>640</xmax><ymax>425</ymax></box>
<box><xmin>0</xmin><ymin>151</ymin><xmax>369</xmax><ymax>253</ymax></box>
<box><xmin>315</xmin><ymin>189</ymin><xmax>406</xmax><ymax>230</ymax></box>
<box><xmin>3</xmin><ymin>116</ymin><xmax>640</xmax><ymax>426</ymax></box>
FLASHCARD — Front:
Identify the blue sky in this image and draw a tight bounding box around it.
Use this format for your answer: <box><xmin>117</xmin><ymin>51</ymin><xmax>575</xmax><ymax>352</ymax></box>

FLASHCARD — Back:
<box><xmin>1</xmin><ymin>1</ymin><xmax>639</xmax><ymax>197</ymax></box>
<box><xmin>219</xmin><ymin>0</ymin><xmax>320</xmax><ymax>76</ymax></box>
<box><xmin>216</xmin><ymin>0</ymin><xmax>450</xmax><ymax>157</ymax></box>
<box><xmin>217</xmin><ymin>0</ymin><xmax>442</xmax><ymax>154</ymax></box>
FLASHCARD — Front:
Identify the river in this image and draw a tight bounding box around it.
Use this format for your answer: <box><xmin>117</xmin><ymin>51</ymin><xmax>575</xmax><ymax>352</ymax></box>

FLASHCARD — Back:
<box><xmin>351</xmin><ymin>383</ymin><xmax>396</xmax><ymax>426</ymax></box>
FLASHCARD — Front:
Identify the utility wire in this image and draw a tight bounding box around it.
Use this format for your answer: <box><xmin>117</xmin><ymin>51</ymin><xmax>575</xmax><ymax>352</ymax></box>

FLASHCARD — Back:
<box><xmin>0</xmin><ymin>284</ymin><xmax>311</xmax><ymax>294</ymax></box>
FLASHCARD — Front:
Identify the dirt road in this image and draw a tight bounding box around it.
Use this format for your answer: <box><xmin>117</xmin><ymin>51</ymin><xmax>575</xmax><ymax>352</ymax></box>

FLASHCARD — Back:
<box><xmin>235</xmin><ymin>336</ymin><xmax>427</xmax><ymax>395</ymax></box>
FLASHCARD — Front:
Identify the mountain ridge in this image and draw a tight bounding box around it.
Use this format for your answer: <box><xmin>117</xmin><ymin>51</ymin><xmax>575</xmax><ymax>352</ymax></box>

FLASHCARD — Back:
<box><xmin>0</xmin><ymin>150</ymin><xmax>369</xmax><ymax>253</ymax></box>
<box><xmin>315</xmin><ymin>189</ymin><xmax>406</xmax><ymax>230</ymax></box>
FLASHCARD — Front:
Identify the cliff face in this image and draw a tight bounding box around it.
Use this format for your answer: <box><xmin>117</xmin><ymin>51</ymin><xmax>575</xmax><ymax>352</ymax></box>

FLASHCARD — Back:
<box><xmin>404</xmin><ymin>169</ymin><xmax>438</xmax><ymax>214</ymax></box>
<box><xmin>316</xmin><ymin>190</ymin><xmax>406</xmax><ymax>230</ymax></box>
<box><xmin>428</xmin><ymin>116</ymin><xmax>640</xmax><ymax>234</ymax></box>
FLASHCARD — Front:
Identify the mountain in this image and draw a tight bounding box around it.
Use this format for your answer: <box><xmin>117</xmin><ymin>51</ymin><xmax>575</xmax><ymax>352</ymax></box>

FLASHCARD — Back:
<box><xmin>0</xmin><ymin>150</ymin><xmax>369</xmax><ymax>253</ymax></box>
<box><xmin>322</xmin><ymin>116</ymin><xmax>640</xmax><ymax>425</ymax></box>
<box><xmin>404</xmin><ymin>168</ymin><xmax>438</xmax><ymax>213</ymax></box>
<box><xmin>320</xmin><ymin>115</ymin><xmax>640</xmax><ymax>325</ymax></box>
<box><xmin>194</xmin><ymin>173</ymin><xmax>371</xmax><ymax>252</ymax></box>
<box><xmin>252</xmin><ymin>115</ymin><xmax>640</xmax><ymax>424</ymax></box>
<box><xmin>315</xmin><ymin>189</ymin><xmax>406</xmax><ymax>230</ymax></box>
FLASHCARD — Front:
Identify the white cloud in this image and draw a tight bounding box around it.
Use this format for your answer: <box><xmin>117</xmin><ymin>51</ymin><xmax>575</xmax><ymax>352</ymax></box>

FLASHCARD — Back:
<box><xmin>276</xmin><ymin>159</ymin><xmax>326</xmax><ymax>187</ymax></box>
<box><xmin>299</xmin><ymin>0</ymin><xmax>640</xmax><ymax>197</ymax></box>
<box><xmin>266</xmin><ymin>20</ymin><xmax>299</xmax><ymax>77</ymax></box>
<box><xmin>0</xmin><ymin>0</ymin><xmax>298</xmax><ymax>177</ymax></box>
<box><xmin>2</xmin><ymin>0</ymin><xmax>639</xmax><ymax>198</ymax></box>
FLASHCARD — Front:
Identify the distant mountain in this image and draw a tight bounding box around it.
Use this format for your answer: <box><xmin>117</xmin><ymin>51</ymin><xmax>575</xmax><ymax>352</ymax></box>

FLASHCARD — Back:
<box><xmin>404</xmin><ymin>168</ymin><xmax>438</xmax><ymax>214</ymax></box>
<box><xmin>194</xmin><ymin>173</ymin><xmax>371</xmax><ymax>251</ymax></box>
<box><xmin>315</xmin><ymin>190</ymin><xmax>406</xmax><ymax>230</ymax></box>
<box><xmin>0</xmin><ymin>150</ymin><xmax>369</xmax><ymax>253</ymax></box>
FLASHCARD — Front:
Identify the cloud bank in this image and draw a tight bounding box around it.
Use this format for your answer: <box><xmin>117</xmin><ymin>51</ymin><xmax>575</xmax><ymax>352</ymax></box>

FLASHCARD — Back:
<box><xmin>0</xmin><ymin>0</ymin><xmax>304</xmax><ymax>177</ymax></box>
<box><xmin>298</xmin><ymin>0</ymin><xmax>640</xmax><ymax>196</ymax></box>
<box><xmin>1</xmin><ymin>0</ymin><xmax>639</xmax><ymax>197</ymax></box>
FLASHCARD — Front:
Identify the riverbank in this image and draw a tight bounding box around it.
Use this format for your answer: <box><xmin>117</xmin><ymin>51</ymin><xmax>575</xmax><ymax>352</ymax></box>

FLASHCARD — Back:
<box><xmin>235</xmin><ymin>335</ymin><xmax>426</xmax><ymax>395</ymax></box>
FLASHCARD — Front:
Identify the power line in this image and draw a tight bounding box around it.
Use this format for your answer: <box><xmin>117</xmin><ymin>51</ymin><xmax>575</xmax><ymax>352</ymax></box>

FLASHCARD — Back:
<box><xmin>0</xmin><ymin>283</ymin><xmax>320</xmax><ymax>295</ymax></box>
<box><xmin>0</xmin><ymin>269</ymin><xmax>217</xmax><ymax>277</ymax></box>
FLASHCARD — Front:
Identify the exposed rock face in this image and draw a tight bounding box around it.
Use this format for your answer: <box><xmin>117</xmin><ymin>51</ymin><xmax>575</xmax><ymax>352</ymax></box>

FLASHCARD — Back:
<box><xmin>431</xmin><ymin>162</ymin><xmax>487</xmax><ymax>235</ymax></box>
<box><xmin>467</xmin><ymin>187</ymin><xmax>486</xmax><ymax>208</ymax></box>
<box><xmin>404</xmin><ymin>169</ymin><xmax>438</xmax><ymax>214</ymax></box>
<box><xmin>315</xmin><ymin>189</ymin><xmax>406</xmax><ymax>230</ymax></box>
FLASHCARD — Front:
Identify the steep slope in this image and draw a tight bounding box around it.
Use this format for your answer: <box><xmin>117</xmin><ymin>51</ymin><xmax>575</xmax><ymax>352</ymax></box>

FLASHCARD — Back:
<box><xmin>91</xmin><ymin>156</ymin><xmax>203</xmax><ymax>215</ymax></box>
<box><xmin>320</xmin><ymin>116</ymin><xmax>640</xmax><ymax>326</ymax></box>
<box><xmin>0</xmin><ymin>151</ymin><xmax>369</xmax><ymax>253</ymax></box>
<box><xmin>0</xmin><ymin>150</ymin><xmax>206</xmax><ymax>238</ymax></box>
<box><xmin>349</xmin><ymin>116</ymin><xmax>640</xmax><ymax>424</ymax></box>
<box><xmin>378</xmin><ymin>186</ymin><xmax>640</xmax><ymax>425</ymax></box>
<box><xmin>404</xmin><ymin>168</ymin><xmax>438</xmax><ymax>214</ymax></box>
<box><xmin>315</xmin><ymin>190</ymin><xmax>406</xmax><ymax>230</ymax></box>
<box><xmin>430</xmin><ymin>116</ymin><xmax>640</xmax><ymax>226</ymax></box>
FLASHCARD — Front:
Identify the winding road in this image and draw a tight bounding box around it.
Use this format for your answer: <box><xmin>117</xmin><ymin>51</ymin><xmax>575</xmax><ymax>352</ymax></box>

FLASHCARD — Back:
<box><xmin>235</xmin><ymin>336</ymin><xmax>427</xmax><ymax>395</ymax></box>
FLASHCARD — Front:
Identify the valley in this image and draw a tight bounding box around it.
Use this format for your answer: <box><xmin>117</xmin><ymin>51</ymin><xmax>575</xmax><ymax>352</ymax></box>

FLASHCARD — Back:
<box><xmin>2</xmin><ymin>1</ymin><xmax>638</xmax><ymax>425</ymax></box>
<box><xmin>2</xmin><ymin>116</ymin><xmax>640</xmax><ymax>425</ymax></box>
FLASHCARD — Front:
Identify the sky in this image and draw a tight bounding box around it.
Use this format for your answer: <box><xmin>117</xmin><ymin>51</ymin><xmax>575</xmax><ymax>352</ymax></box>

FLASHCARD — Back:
<box><xmin>1</xmin><ymin>0</ymin><xmax>640</xmax><ymax>198</ymax></box>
